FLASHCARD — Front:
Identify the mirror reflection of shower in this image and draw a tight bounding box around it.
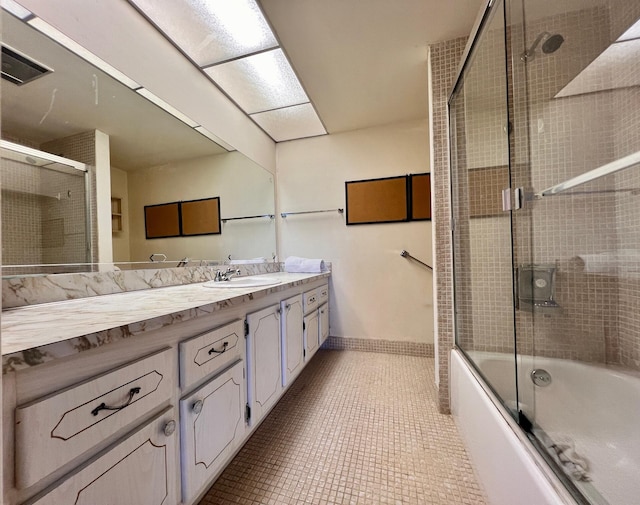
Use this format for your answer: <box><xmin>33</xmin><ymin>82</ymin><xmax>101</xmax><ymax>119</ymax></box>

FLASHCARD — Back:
<box><xmin>521</xmin><ymin>31</ymin><xmax>565</xmax><ymax>61</ymax></box>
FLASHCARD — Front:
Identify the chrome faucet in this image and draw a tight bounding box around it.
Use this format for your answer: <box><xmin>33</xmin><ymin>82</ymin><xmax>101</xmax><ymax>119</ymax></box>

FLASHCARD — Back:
<box><xmin>215</xmin><ymin>267</ymin><xmax>241</xmax><ymax>282</ymax></box>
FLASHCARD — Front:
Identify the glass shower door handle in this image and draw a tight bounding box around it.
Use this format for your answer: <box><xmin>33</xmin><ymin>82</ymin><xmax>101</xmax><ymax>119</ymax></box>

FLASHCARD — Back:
<box><xmin>501</xmin><ymin>188</ymin><xmax>512</xmax><ymax>211</ymax></box>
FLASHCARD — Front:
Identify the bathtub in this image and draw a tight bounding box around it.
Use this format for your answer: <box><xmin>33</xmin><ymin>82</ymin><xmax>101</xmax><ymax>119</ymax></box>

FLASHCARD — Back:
<box><xmin>452</xmin><ymin>349</ymin><xmax>640</xmax><ymax>505</ymax></box>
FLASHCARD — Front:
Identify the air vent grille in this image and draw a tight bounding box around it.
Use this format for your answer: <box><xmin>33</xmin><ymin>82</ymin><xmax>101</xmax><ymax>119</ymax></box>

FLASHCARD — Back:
<box><xmin>1</xmin><ymin>45</ymin><xmax>52</xmax><ymax>85</ymax></box>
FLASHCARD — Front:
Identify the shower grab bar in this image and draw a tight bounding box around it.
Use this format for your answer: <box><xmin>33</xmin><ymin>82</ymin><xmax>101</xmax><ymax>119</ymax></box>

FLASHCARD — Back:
<box><xmin>221</xmin><ymin>214</ymin><xmax>275</xmax><ymax>223</ymax></box>
<box><xmin>535</xmin><ymin>150</ymin><xmax>640</xmax><ymax>198</ymax></box>
<box><xmin>400</xmin><ymin>250</ymin><xmax>433</xmax><ymax>271</ymax></box>
<box><xmin>280</xmin><ymin>208</ymin><xmax>344</xmax><ymax>218</ymax></box>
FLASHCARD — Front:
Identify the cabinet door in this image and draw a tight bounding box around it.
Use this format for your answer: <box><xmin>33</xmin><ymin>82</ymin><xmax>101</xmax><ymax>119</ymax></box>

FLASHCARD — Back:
<box><xmin>304</xmin><ymin>310</ymin><xmax>319</xmax><ymax>361</ymax></box>
<box><xmin>246</xmin><ymin>304</ymin><xmax>282</xmax><ymax>427</ymax></box>
<box><xmin>280</xmin><ymin>294</ymin><xmax>303</xmax><ymax>387</ymax></box>
<box><xmin>16</xmin><ymin>348</ymin><xmax>174</xmax><ymax>489</ymax></box>
<box><xmin>180</xmin><ymin>360</ymin><xmax>245</xmax><ymax>503</ymax></box>
<box><xmin>29</xmin><ymin>408</ymin><xmax>178</xmax><ymax>505</ymax></box>
<box><xmin>319</xmin><ymin>302</ymin><xmax>329</xmax><ymax>346</ymax></box>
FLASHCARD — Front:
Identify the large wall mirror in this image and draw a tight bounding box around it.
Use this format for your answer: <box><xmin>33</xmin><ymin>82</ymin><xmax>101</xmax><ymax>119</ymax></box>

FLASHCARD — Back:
<box><xmin>0</xmin><ymin>8</ymin><xmax>276</xmax><ymax>276</ymax></box>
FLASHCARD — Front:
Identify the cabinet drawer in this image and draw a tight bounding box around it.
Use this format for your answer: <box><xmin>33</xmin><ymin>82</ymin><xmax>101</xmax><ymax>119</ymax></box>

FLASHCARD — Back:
<box><xmin>180</xmin><ymin>319</ymin><xmax>244</xmax><ymax>389</ymax></box>
<box><xmin>180</xmin><ymin>360</ymin><xmax>246</xmax><ymax>503</ymax></box>
<box><xmin>303</xmin><ymin>288</ymin><xmax>318</xmax><ymax>314</ymax></box>
<box><xmin>318</xmin><ymin>284</ymin><xmax>329</xmax><ymax>304</ymax></box>
<box><xmin>27</xmin><ymin>408</ymin><xmax>178</xmax><ymax>505</ymax></box>
<box><xmin>15</xmin><ymin>348</ymin><xmax>174</xmax><ymax>489</ymax></box>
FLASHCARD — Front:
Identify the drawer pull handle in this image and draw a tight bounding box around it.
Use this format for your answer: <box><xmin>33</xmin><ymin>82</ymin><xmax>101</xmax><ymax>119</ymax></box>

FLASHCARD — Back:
<box><xmin>208</xmin><ymin>341</ymin><xmax>228</xmax><ymax>355</ymax></box>
<box><xmin>91</xmin><ymin>387</ymin><xmax>141</xmax><ymax>416</ymax></box>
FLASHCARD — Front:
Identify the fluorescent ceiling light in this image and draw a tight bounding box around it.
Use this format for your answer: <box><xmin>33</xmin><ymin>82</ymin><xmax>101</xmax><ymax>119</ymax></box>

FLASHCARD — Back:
<box><xmin>1</xmin><ymin>0</ymin><xmax>31</xmax><ymax>20</ymax></box>
<box><xmin>194</xmin><ymin>126</ymin><xmax>235</xmax><ymax>152</ymax></box>
<box><xmin>27</xmin><ymin>17</ymin><xmax>140</xmax><ymax>89</ymax></box>
<box><xmin>136</xmin><ymin>88</ymin><xmax>199</xmax><ymax>127</ymax></box>
<box><xmin>205</xmin><ymin>48</ymin><xmax>308</xmax><ymax>114</ymax></box>
<box><xmin>617</xmin><ymin>18</ymin><xmax>640</xmax><ymax>42</ymax></box>
<box><xmin>251</xmin><ymin>103</ymin><xmax>326</xmax><ymax>142</ymax></box>
<box><xmin>130</xmin><ymin>0</ymin><xmax>278</xmax><ymax>66</ymax></box>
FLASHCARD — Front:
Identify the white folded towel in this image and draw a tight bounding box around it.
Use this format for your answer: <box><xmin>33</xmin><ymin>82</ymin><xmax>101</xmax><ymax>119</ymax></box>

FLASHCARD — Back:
<box><xmin>284</xmin><ymin>256</ymin><xmax>325</xmax><ymax>273</ymax></box>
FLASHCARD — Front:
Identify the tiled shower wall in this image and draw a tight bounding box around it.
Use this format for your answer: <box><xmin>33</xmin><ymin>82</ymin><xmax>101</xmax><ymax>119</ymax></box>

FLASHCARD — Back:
<box><xmin>432</xmin><ymin>0</ymin><xmax>640</xmax><ymax>410</ymax></box>
<box><xmin>429</xmin><ymin>37</ymin><xmax>467</xmax><ymax>413</ymax></box>
<box><xmin>1</xmin><ymin>132</ymin><xmax>96</xmax><ymax>269</ymax></box>
<box><xmin>41</xmin><ymin>131</ymin><xmax>98</xmax><ymax>265</ymax></box>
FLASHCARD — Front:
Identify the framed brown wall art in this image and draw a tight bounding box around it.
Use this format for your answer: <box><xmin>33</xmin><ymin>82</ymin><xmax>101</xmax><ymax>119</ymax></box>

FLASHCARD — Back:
<box><xmin>144</xmin><ymin>202</ymin><xmax>181</xmax><ymax>239</ymax></box>
<box><xmin>345</xmin><ymin>175</ymin><xmax>410</xmax><ymax>225</ymax></box>
<box><xmin>180</xmin><ymin>197</ymin><xmax>221</xmax><ymax>236</ymax></box>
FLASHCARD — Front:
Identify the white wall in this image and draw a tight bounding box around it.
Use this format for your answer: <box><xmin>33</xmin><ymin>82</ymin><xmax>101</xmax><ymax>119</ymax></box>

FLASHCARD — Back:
<box><xmin>276</xmin><ymin>120</ymin><xmax>433</xmax><ymax>343</ymax></box>
<box><xmin>127</xmin><ymin>152</ymin><xmax>276</xmax><ymax>263</ymax></box>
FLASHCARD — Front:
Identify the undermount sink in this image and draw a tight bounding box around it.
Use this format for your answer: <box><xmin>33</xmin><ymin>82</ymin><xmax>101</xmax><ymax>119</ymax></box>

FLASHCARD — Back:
<box><xmin>203</xmin><ymin>276</ymin><xmax>282</xmax><ymax>288</ymax></box>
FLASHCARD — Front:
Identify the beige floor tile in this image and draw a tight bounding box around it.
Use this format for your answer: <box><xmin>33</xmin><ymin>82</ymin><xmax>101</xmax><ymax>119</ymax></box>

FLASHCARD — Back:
<box><xmin>199</xmin><ymin>350</ymin><xmax>487</xmax><ymax>505</ymax></box>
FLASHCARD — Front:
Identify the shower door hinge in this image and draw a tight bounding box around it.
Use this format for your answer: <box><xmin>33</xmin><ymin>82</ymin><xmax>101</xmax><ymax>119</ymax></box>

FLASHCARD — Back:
<box><xmin>514</xmin><ymin>187</ymin><xmax>525</xmax><ymax>210</ymax></box>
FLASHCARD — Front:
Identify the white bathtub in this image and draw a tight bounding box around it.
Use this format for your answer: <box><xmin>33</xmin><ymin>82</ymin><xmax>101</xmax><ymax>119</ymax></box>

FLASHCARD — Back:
<box><xmin>453</xmin><ymin>349</ymin><xmax>640</xmax><ymax>505</ymax></box>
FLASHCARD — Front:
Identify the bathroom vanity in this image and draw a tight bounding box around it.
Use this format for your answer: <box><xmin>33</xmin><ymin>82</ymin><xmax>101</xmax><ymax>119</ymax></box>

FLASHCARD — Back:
<box><xmin>1</xmin><ymin>269</ymin><xmax>330</xmax><ymax>505</ymax></box>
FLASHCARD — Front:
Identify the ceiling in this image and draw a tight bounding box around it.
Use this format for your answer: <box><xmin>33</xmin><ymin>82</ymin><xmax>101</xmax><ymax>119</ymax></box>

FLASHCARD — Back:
<box><xmin>1</xmin><ymin>0</ymin><xmax>485</xmax><ymax>168</ymax></box>
<box><xmin>259</xmin><ymin>0</ymin><xmax>485</xmax><ymax>134</ymax></box>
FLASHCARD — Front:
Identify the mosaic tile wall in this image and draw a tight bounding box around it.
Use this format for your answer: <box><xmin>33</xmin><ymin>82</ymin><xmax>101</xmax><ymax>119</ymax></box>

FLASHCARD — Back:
<box><xmin>429</xmin><ymin>37</ymin><xmax>467</xmax><ymax>413</ymax></box>
<box><xmin>41</xmin><ymin>131</ymin><xmax>99</xmax><ymax>265</ymax></box>
<box><xmin>1</xmin><ymin>160</ymin><xmax>43</xmax><ymax>266</ymax></box>
<box><xmin>514</xmin><ymin>3</ymin><xmax>640</xmax><ymax>367</ymax></box>
<box><xmin>612</xmin><ymin>0</ymin><xmax>640</xmax><ymax>369</ymax></box>
<box><xmin>1</xmin><ymin>132</ymin><xmax>97</xmax><ymax>270</ymax></box>
<box><xmin>433</xmin><ymin>1</ymin><xmax>640</xmax><ymax>412</ymax></box>
<box><xmin>322</xmin><ymin>336</ymin><xmax>434</xmax><ymax>358</ymax></box>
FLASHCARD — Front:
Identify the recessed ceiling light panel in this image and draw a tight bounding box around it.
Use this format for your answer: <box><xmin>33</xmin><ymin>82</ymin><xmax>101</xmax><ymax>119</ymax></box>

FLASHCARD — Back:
<box><xmin>130</xmin><ymin>0</ymin><xmax>278</xmax><ymax>66</ymax></box>
<box><xmin>205</xmin><ymin>48</ymin><xmax>309</xmax><ymax>114</ymax></box>
<box><xmin>251</xmin><ymin>103</ymin><xmax>327</xmax><ymax>142</ymax></box>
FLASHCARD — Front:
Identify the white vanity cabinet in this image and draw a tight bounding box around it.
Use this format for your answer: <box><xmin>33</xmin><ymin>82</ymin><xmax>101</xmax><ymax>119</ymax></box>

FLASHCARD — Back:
<box><xmin>15</xmin><ymin>348</ymin><xmax>174</xmax><ymax>489</ymax></box>
<box><xmin>246</xmin><ymin>304</ymin><xmax>283</xmax><ymax>427</ymax></box>
<box><xmin>27</xmin><ymin>407</ymin><xmax>178</xmax><ymax>505</ymax></box>
<box><xmin>5</xmin><ymin>274</ymin><xmax>330</xmax><ymax>505</ymax></box>
<box><xmin>180</xmin><ymin>360</ymin><xmax>245</xmax><ymax>503</ymax></box>
<box><xmin>280</xmin><ymin>294</ymin><xmax>304</xmax><ymax>387</ymax></box>
<box><xmin>318</xmin><ymin>284</ymin><xmax>330</xmax><ymax>346</ymax></box>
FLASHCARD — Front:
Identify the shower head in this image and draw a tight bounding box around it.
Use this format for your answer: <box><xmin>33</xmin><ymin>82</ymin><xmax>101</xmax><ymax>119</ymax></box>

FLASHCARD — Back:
<box><xmin>521</xmin><ymin>32</ymin><xmax>565</xmax><ymax>61</ymax></box>
<box><xmin>542</xmin><ymin>34</ymin><xmax>565</xmax><ymax>54</ymax></box>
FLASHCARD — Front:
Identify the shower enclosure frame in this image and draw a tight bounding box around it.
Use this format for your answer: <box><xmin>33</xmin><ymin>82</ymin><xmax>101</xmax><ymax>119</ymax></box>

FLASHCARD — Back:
<box><xmin>0</xmin><ymin>139</ymin><xmax>93</xmax><ymax>269</ymax></box>
<box><xmin>445</xmin><ymin>0</ymin><xmax>615</xmax><ymax>503</ymax></box>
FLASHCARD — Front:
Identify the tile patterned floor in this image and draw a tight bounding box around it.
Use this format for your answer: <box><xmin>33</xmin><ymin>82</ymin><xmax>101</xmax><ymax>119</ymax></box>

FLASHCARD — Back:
<box><xmin>199</xmin><ymin>350</ymin><xmax>487</xmax><ymax>505</ymax></box>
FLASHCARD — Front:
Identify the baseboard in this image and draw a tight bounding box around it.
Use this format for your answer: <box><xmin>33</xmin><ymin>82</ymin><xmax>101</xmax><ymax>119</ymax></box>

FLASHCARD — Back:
<box><xmin>321</xmin><ymin>336</ymin><xmax>434</xmax><ymax>357</ymax></box>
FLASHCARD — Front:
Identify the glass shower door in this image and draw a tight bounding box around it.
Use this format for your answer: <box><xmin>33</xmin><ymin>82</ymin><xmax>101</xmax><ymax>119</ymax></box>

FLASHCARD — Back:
<box><xmin>511</xmin><ymin>0</ymin><xmax>640</xmax><ymax>503</ymax></box>
<box><xmin>450</xmin><ymin>0</ymin><xmax>520</xmax><ymax>418</ymax></box>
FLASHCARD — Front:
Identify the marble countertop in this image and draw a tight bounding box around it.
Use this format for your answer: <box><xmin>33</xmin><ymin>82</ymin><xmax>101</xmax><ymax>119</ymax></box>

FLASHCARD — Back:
<box><xmin>2</xmin><ymin>272</ymin><xmax>329</xmax><ymax>373</ymax></box>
